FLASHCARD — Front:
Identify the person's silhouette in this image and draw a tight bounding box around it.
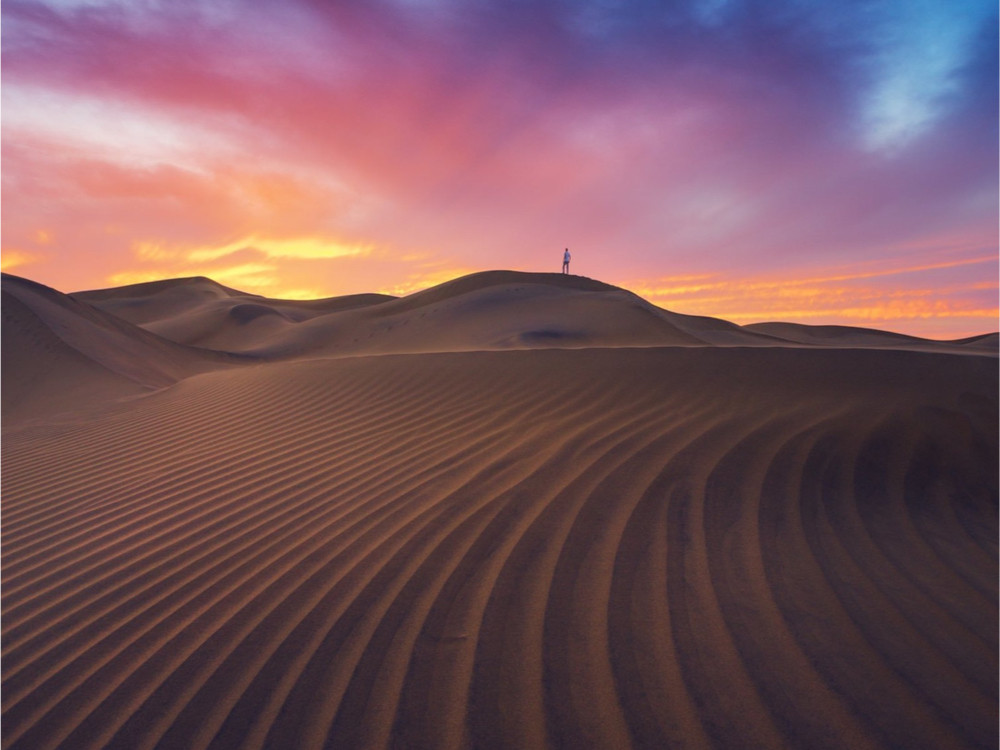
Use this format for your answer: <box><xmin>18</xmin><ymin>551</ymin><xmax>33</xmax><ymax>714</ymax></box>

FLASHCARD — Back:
<box><xmin>562</xmin><ymin>248</ymin><xmax>571</xmax><ymax>274</ymax></box>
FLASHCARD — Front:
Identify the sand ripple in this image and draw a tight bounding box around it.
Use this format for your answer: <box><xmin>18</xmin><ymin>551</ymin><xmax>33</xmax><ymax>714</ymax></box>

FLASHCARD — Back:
<box><xmin>2</xmin><ymin>348</ymin><xmax>996</xmax><ymax>750</ymax></box>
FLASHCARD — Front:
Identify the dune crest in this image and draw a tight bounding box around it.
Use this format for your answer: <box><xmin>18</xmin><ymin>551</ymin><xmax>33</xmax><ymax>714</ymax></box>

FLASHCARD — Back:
<box><xmin>64</xmin><ymin>270</ymin><xmax>998</xmax><ymax>360</ymax></box>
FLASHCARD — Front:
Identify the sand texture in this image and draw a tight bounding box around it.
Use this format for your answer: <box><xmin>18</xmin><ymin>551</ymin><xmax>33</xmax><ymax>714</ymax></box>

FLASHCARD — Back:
<box><xmin>3</xmin><ymin>271</ymin><xmax>997</xmax><ymax>749</ymax></box>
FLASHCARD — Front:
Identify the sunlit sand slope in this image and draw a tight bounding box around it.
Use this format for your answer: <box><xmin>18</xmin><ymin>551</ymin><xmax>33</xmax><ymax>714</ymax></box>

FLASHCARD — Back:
<box><xmin>3</xmin><ymin>347</ymin><xmax>996</xmax><ymax>750</ymax></box>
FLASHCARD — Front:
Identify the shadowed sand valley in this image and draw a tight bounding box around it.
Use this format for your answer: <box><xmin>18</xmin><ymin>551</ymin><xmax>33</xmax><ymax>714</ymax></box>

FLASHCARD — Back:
<box><xmin>3</xmin><ymin>270</ymin><xmax>997</xmax><ymax>750</ymax></box>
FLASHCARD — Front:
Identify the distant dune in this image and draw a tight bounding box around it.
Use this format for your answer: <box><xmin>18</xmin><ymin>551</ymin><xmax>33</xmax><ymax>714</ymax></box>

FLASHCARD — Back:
<box><xmin>63</xmin><ymin>269</ymin><xmax>992</xmax><ymax>359</ymax></box>
<box><xmin>75</xmin><ymin>270</ymin><xmax>772</xmax><ymax>357</ymax></box>
<box><xmin>3</xmin><ymin>271</ymin><xmax>997</xmax><ymax>750</ymax></box>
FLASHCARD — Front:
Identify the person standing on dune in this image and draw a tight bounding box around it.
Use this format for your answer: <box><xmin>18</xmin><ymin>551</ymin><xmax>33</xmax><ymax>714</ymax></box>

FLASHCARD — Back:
<box><xmin>562</xmin><ymin>248</ymin><xmax>571</xmax><ymax>274</ymax></box>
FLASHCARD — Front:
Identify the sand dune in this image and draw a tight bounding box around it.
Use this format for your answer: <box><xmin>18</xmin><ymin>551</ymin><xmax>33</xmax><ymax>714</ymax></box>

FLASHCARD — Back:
<box><xmin>1</xmin><ymin>275</ymin><xmax>239</xmax><ymax>422</ymax></box>
<box><xmin>744</xmin><ymin>321</ymin><xmax>998</xmax><ymax>352</ymax></box>
<box><xmin>3</xmin><ymin>271</ymin><xmax>997</xmax><ymax>749</ymax></box>
<box><xmin>72</xmin><ymin>276</ymin><xmax>252</xmax><ymax>325</ymax></box>
<box><xmin>72</xmin><ymin>270</ymin><xmax>989</xmax><ymax>359</ymax></box>
<box><xmin>75</xmin><ymin>271</ymin><xmax>783</xmax><ymax>358</ymax></box>
<box><xmin>74</xmin><ymin>277</ymin><xmax>395</xmax><ymax>354</ymax></box>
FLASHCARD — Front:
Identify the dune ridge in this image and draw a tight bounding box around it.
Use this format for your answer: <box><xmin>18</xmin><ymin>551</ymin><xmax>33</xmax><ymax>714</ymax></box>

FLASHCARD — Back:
<box><xmin>70</xmin><ymin>270</ymin><xmax>994</xmax><ymax>357</ymax></box>
<box><xmin>66</xmin><ymin>270</ymin><xmax>995</xmax><ymax>360</ymax></box>
<box><xmin>3</xmin><ymin>272</ymin><xmax>997</xmax><ymax>750</ymax></box>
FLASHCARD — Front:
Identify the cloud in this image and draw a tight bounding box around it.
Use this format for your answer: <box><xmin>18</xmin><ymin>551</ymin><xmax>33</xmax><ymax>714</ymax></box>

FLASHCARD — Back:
<box><xmin>1</xmin><ymin>250</ymin><xmax>38</xmax><ymax>272</ymax></box>
<box><xmin>185</xmin><ymin>237</ymin><xmax>374</xmax><ymax>263</ymax></box>
<box><xmin>1</xmin><ymin>0</ymin><xmax>995</xmax><ymax>336</ymax></box>
<box><xmin>627</xmin><ymin>253</ymin><xmax>998</xmax><ymax>337</ymax></box>
<box><xmin>102</xmin><ymin>236</ymin><xmax>377</xmax><ymax>295</ymax></box>
<box><xmin>858</xmin><ymin>0</ymin><xmax>996</xmax><ymax>152</ymax></box>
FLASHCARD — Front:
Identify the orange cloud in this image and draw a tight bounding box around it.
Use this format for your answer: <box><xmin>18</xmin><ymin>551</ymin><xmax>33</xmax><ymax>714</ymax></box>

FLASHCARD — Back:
<box><xmin>1</xmin><ymin>250</ymin><xmax>37</xmax><ymax>272</ymax></box>
<box><xmin>103</xmin><ymin>234</ymin><xmax>381</xmax><ymax>296</ymax></box>
<box><xmin>186</xmin><ymin>236</ymin><xmax>374</xmax><ymax>262</ymax></box>
<box><xmin>625</xmin><ymin>259</ymin><xmax>998</xmax><ymax>338</ymax></box>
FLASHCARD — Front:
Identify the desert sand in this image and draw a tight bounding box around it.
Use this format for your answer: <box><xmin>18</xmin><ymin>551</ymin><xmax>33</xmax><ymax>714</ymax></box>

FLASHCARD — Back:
<box><xmin>2</xmin><ymin>270</ymin><xmax>997</xmax><ymax>750</ymax></box>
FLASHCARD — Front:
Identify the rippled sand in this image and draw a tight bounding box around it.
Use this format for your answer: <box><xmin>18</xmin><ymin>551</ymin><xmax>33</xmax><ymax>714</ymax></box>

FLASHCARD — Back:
<box><xmin>3</xmin><ymin>271</ymin><xmax>996</xmax><ymax>750</ymax></box>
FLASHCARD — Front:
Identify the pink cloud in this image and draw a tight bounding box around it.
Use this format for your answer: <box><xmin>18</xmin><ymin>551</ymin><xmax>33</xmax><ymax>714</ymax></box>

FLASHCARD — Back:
<box><xmin>2</xmin><ymin>0</ymin><xmax>995</xmax><ymax>337</ymax></box>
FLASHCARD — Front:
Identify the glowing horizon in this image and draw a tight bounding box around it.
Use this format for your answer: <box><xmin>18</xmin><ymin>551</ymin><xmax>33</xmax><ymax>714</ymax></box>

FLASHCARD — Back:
<box><xmin>2</xmin><ymin>0</ymin><xmax>997</xmax><ymax>338</ymax></box>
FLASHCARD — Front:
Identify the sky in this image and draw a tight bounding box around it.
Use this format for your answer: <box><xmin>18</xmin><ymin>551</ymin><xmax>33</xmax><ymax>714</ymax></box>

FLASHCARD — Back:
<box><xmin>2</xmin><ymin>0</ymin><xmax>997</xmax><ymax>338</ymax></box>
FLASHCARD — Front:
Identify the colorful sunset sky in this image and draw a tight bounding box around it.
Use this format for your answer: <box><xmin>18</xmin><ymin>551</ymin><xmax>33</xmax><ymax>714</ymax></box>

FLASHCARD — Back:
<box><xmin>3</xmin><ymin>0</ymin><xmax>997</xmax><ymax>337</ymax></box>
